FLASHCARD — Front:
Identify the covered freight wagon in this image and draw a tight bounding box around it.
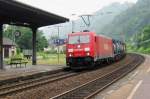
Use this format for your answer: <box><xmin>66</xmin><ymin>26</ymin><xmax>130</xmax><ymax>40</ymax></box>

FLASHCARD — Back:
<box><xmin>94</xmin><ymin>35</ymin><xmax>114</xmax><ymax>61</ymax></box>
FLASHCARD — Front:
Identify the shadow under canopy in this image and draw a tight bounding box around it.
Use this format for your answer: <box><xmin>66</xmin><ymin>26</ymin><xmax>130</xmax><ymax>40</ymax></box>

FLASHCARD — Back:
<box><xmin>0</xmin><ymin>0</ymin><xmax>69</xmax><ymax>69</ymax></box>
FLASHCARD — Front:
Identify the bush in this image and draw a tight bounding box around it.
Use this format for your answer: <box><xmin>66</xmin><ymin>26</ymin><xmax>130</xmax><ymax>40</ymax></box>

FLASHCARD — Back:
<box><xmin>137</xmin><ymin>47</ymin><xmax>144</xmax><ymax>52</ymax></box>
<box><xmin>44</xmin><ymin>50</ymin><xmax>57</xmax><ymax>54</ymax></box>
<box><xmin>143</xmin><ymin>48</ymin><xmax>150</xmax><ymax>54</ymax></box>
<box><xmin>16</xmin><ymin>47</ymin><xmax>21</xmax><ymax>54</ymax></box>
<box><xmin>11</xmin><ymin>53</ymin><xmax>23</xmax><ymax>58</ymax></box>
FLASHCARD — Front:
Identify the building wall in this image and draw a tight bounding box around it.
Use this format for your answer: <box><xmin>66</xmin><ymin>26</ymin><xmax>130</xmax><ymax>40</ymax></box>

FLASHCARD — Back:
<box><xmin>9</xmin><ymin>46</ymin><xmax>16</xmax><ymax>57</ymax></box>
<box><xmin>3</xmin><ymin>48</ymin><xmax>4</xmax><ymax>58</ymax></box>
<box><xmin>3</xmin><ymin>46</ymin><xmax>16</xmax><ymax>58</ymax></box>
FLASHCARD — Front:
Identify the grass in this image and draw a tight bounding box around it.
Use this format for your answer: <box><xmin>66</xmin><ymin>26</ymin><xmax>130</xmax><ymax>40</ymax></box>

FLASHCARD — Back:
<box><xmin>4</xmin><ymin>53</ymin><xmax>66</xmax><ymax>65</ymax></box>
<box><xmin>37</xmin><ymin>53</ymin><xmax>66</xmax><ymax>65</ymax></box>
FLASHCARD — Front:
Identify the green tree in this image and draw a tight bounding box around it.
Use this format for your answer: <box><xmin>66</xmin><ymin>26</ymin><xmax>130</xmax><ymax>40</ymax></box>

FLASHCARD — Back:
<box><xmin>129</xmin><ymin>25</ymin><xmax>150</xmax><ymax>53</ymax></box>
<box><xmin>3</xmin><ymin>25</ymin><xmax>48</xmax><ymax>51</ymax></box>
<box><xmin>37</xmin><ymin>31</ymin><xmax>48</xmax><ymax>51</ymax></box>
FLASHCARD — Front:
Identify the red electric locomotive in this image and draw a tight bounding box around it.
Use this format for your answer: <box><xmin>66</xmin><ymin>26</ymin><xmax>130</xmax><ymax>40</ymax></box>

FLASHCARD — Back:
<box><xmin>66</xmin><ymin>31</ymin><xmax>112</xmax><ymax>69</ymax></box>
<box><xmin>66</xmin><ymin>31</ymin><xmax>125</xmax><ymax>69</ymax></box>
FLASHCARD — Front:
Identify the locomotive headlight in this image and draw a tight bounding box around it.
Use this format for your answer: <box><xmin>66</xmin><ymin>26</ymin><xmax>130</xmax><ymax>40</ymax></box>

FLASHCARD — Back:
<box><xmin>69</xmin><ymin>54</ymin><xmax>72</xmax><ymax>57</ymax></box>
<box><xmin>84</xmin><ymin>47</ymin><xmax>90</xmax><ymax>51</ymax></box>
<box><xmin>86</xmin><ymin>52</ymin><xmax>90</xmax><ymax>56</ymax></box>
<box><xmin>68</xmin><ymin>49</ymin><xmax>73</xmax><ymax>52</ymax></box>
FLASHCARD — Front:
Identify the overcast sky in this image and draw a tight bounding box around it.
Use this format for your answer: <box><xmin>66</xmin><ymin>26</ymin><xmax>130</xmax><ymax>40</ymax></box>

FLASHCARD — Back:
<box><xmin>16</xmin><ymin>0</ymin><xmax>137</xmax><ymax>19</ymax></box>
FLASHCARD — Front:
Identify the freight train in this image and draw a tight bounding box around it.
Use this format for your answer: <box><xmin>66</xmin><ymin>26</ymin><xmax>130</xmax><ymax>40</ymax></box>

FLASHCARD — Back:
<box><xmin>66</xmin><ymin>31</ymin><xmax>126</xmax><ymax>69</ymax></box>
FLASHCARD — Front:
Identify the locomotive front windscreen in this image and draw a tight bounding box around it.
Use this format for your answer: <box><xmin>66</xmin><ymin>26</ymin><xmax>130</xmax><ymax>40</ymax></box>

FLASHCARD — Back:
<box><xmin>69</xmin><ymin>35</ymin><xmax>90</xmax><ymax>44</ymax></box>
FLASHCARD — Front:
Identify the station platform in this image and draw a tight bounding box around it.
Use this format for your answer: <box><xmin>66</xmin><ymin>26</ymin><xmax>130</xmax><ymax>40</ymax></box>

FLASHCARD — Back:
<box><xmin>131</xmin><ymin>74</ymin><xmax>150</xmax><ymax>99</ymax></box>
<box><xmin>94</xmin><ymin>54</ymin><xmax>150</xmax><ymax>99</ymax></box>
<box><xmin>0</xmin><ymin>64</ymin><xmax>66</xmax><ymax>83</ymax></box>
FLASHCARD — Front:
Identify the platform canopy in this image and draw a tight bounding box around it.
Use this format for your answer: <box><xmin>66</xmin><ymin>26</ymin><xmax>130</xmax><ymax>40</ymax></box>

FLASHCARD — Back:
<box><xmin>0</xmin><ymin>0</ymin><xmax>69</xmax><ymax>28</ymax></box>
<box><xmin>0</xmin><ymin>0</ymin><xmax>69</xmax><ymax>69</ymax></box>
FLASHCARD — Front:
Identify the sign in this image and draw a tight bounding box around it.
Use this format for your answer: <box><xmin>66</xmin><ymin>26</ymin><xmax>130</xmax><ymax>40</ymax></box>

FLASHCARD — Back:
<box><xmin>14</xmin><ymin>30</ymin><xmax>21</xmax><ymax>37</ymax></box>
<box><xmin>53</xmin><ymin>39</ymin><xmax>66</xmax><ymax>46</ymax></box>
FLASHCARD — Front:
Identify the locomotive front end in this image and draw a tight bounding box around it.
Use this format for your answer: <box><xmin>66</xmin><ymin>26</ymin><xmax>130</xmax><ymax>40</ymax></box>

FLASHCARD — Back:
<box><xmin>66</xmin><ymin>32</ymin><xmax>95</xmax><ymax>69</ymax></box>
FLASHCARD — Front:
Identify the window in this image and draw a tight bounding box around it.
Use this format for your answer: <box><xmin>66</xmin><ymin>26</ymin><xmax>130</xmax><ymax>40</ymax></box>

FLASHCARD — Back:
<box><xmin>69</xmin><ymin>35</ymin><xmax>90</xmax><ymax>44</ymax></box>
<box><xmin>80</xmin><ymin>35</ymin><xmax>90</xmax><ymax>43</ymax></box>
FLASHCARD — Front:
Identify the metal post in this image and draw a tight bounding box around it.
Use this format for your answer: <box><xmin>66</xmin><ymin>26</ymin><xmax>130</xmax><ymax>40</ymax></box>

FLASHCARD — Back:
<box><xmin>71</xmin><ymin>14</ymin><xmax>76</xmax><ymax>33</ymax></box>
<box><xmin>55</xmin><ymin>25</ymin><xmax>63</xmax><ymax>63</ymax></box>
<box><xmin>57</xmin><ymin>27</ymin><xmax>60</xmax><ymax>63</ymax></box>
<box><xmin>32</xmin><ymin>27</ymin><xmax>37</xmax><ymax>65</ymax></box>
<box><xmin>72</xmin><ymin>21</ymin><xmax>74</xmax><ymax>33</ymax></box>
<box><xmin>0</xmin><ymin>24</ymin><xmax>3</xmax><ymax>69</ymax></box>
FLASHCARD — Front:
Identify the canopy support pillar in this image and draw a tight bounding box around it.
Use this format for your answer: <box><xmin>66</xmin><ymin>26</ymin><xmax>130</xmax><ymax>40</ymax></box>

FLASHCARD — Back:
<box><xmin>0</xmin><ymin>24</ymin><xmax>3</xmax><ymax>69</ymax></box>
<box><xmin>32</xmin><ymin>27</ymin><xmax>37</xmax><ymax>65</ymax></box>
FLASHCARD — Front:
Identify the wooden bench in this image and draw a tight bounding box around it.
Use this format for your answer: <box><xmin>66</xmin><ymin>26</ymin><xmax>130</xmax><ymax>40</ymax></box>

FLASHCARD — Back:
<box><xmin>10</xmin><ymin>58</ymin><xmax>28</xmax><ymax>68</ymax></box>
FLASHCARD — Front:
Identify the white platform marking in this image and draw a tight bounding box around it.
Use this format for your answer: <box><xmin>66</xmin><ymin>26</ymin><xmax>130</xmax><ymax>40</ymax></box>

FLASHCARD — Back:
<box><xmin>147</xmin><ymin>67</ymin><xmax>150</xmax><ymax>73</ymax></box>
<box><xmin>129</xmin><ymin>71</ymin><xmax>139</xmax><ymax>80</ymax></box>
<box><xmin>107</xmin><ymin>90</ymin><xmax>114</xmax><ymax>94</ymax></box>
<box><xmin>127</xmin><ymin>80</ymin><xmax>143</xmax><ymax>99</ymax></box>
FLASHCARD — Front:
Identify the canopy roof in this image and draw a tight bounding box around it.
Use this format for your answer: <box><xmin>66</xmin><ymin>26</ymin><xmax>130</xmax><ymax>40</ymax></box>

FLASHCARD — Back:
<box><xmin>0</xmin><ymin>0</ymin><xmax>69</xmax><ymax>28</ymax></box>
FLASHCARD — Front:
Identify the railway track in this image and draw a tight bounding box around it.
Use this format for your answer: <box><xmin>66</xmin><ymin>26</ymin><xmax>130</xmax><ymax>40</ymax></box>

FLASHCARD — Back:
<box><xmin>0</xmin><ymin>54</ymin><xmax>144</xmax><ymax>99</ymax></box>
<box><xmin>52</xmin><ymin>54</ymin><xmax>144</xmax><ymax>99</ymax></box>
<box><xmin>0</xmin><ymin>69</ymin><xmax>78</xmax><ymax>97</ymax></box>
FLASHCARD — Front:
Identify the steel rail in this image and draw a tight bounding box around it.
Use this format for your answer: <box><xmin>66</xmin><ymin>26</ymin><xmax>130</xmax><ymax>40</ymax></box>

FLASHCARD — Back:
<box><xmin>51</xmin><ymin>54</ymin><xmax>144</xmax><ymax>99</ymax></box>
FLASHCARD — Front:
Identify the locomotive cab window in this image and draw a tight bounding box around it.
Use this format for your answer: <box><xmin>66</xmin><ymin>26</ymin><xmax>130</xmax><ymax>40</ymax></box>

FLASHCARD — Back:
<box><xmin>69</xmin><ymin>35</ymin><xmax>90</xmax><ymax>44</ymax></box>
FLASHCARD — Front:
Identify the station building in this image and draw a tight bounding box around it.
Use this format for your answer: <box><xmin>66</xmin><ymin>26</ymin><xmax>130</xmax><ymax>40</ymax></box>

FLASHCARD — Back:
<box><xmin>3</xmin><ymin>38</ymin><xmax>16</xmax><ymax>58</ymax></box>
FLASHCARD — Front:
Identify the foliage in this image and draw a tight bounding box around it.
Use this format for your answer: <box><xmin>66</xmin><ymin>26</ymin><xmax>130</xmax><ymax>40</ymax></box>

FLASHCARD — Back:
<box><xmin>128</xmin><ymin>25</ymin><xmax>150</xmax><ymax>53</ymax></box>
<box><xmin>11</xmin><ymin>53</ymin><xmax>23</xmax><ymax>58</ymax></box>
<box><xmin>101</xmin><ymin>0</ymin><xmax>150</xmax><ymax>40</ymax></box>
<box><xmin>3</xmin><ymin>25</ymin><xmax>48</xmax><ymax>51</ymax></box>
<box><xmin>44</xmin><ymin>50</ymin><xmax>57</xmax><ymax>54</ymax></box>
<box><xmin>36</xmin><ymin>34</ymin><xmax>48</xmax><ymax>51</ymax></box>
